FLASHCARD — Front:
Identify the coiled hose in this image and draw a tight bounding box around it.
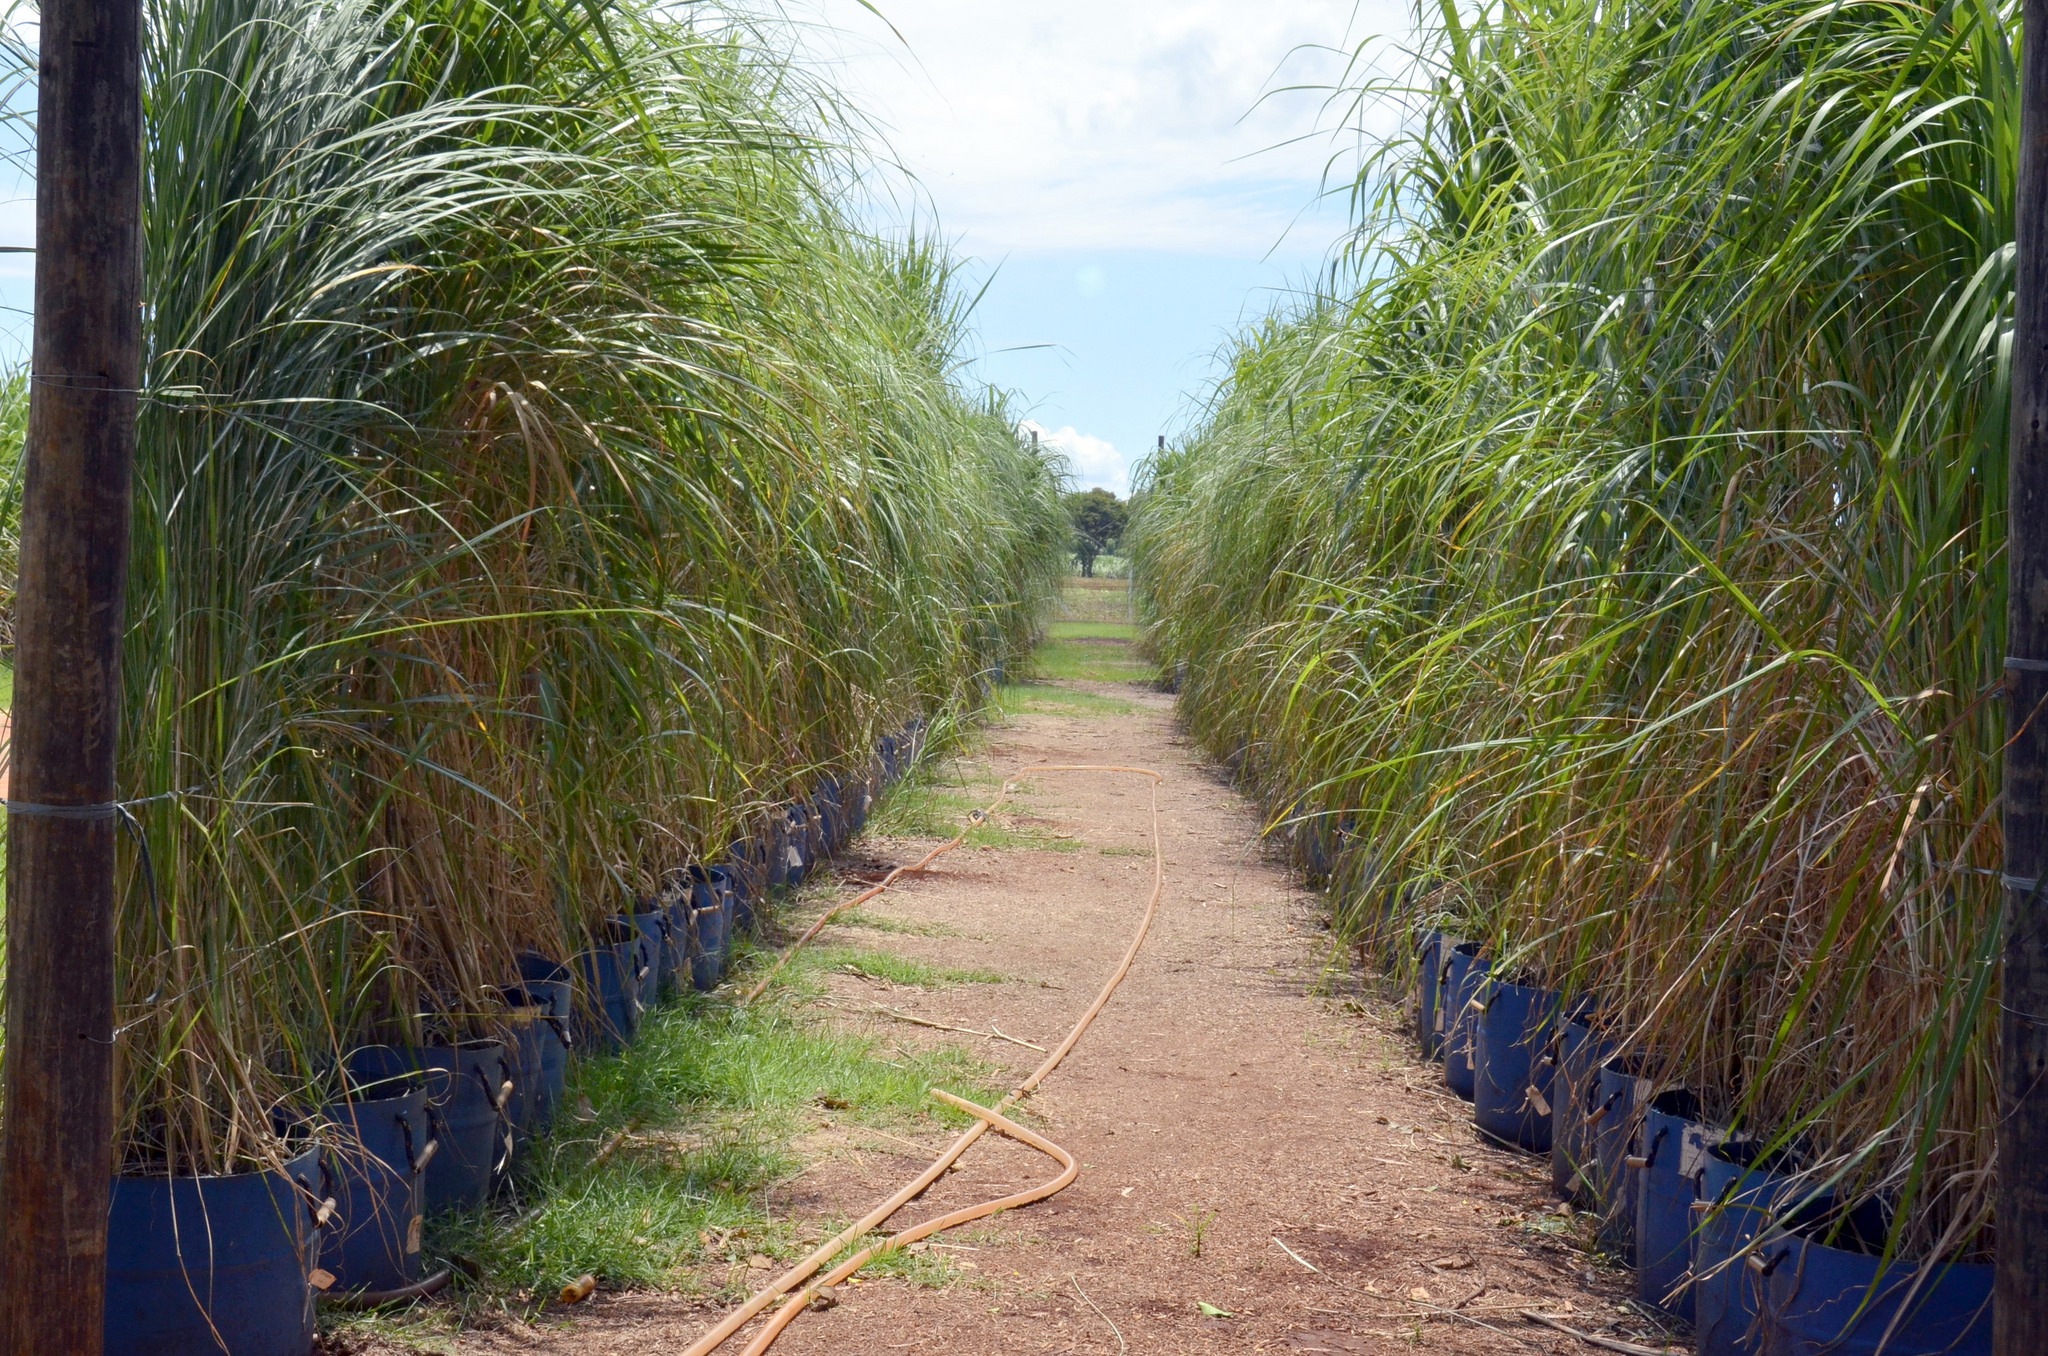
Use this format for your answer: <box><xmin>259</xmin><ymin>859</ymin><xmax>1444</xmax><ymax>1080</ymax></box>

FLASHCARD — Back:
<box><xmin>684</xmin><ymin>763</ymin><xmax>1167</xmax><ymax>1356</ymax></box>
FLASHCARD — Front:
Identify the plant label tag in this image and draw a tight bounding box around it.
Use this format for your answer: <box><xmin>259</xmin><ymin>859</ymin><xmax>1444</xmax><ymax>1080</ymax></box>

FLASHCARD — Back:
<box><xmin>309</xmin><ymin>1268</ymin><xmax>336</xmax><ymax>1292</ymax></box>
<box><xmin>785</xmin><ymin>845</ymin><xmax>804</xmax><ymax>870</ymax></box>
<box><xmin>407</xmin><ymin>1214</ymin><xmax>424</xmax><ymax>1254</ymax></box>
<box><xmin>1678</xmin><ymin>1123</ymin><xmax>1715</xmax><ymax>1179</ymax></box>
<box><xmin>1434</xmin><ymin>996</ymin><xmax>1447</xmax><ymax>1033</ymax></box>
<box><xmin>1634</xmin><ymin>1076</ymin><xmax>1656</xmax><ymax>1107</ymax></box>
<box><xmin>1526</xmin><ymin>1084</ymin><xmax>1551</xmax><ymax>1117</ymax></box>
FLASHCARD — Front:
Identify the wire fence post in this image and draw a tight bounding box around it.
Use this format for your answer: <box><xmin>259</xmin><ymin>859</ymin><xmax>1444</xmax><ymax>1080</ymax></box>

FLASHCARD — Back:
<box><xmin>0</xmin><ymin>0</ymin><xmax>144</xmax><ymax>1346</ymax></box>
<box><xmin>2003</xmin><ymin>0</ymin><xmax>2048</xmax><ymax>1347</ymax></box>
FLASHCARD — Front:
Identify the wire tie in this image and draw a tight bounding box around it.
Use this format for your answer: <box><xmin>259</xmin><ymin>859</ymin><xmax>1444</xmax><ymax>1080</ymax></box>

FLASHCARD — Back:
<box><xmin>4</xmin><ymin>789</ymin><xmax>190</xmax><ymax>821</ymax></box>
<box><xmin>5</xmin><ymin>800</ymin><xmax>118</xmax><ymax>821</ymax></box>
<box><xmin>2007</xmin><ymin>656</ymin><xmax>2048</xmax><ymax>673</ymax></box>
<box><xmin>27</xmin><ymin>374</ymin><xmax>147</xmax><ymax>395</ymax></box>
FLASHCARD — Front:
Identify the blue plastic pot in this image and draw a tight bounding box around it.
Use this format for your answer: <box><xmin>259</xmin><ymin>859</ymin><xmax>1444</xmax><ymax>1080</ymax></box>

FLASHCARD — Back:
<box><xmin>688</xmin><ymin>863</ymin><xmax>733</xmax><ymax>907</ymax></box>
<box><xmin>762</xmin><ymin>819</ymin><xmax>787</xmax><ymax>890</ymax></box>
<box><xmin>1414</xmin><ymin>931</ymin><xmax>1445</xmax><ymax>1059</ymax></box>
<box><xmin>689</xmin><ymin>865</ymin><xmax>733</xmax><ymax>991</ymax></box>
<box><xmin>631</xmin><ymin>907</ymin><xmax>672</xmax><ymax>1002</ymax></box>
<box><xmin>574</xmin><ymin>919</ymin><xmax>648</xmax><ymax>1051</ymax></box>
<box><xmin>105</xmin><ymin>1143</ymin><xmax>325</xmax><ymax>1356</ymax></box>
<box><xmin>801</xmin><ymin>796</ymin><xmax>826</xmax><ymax>865</ymax></box>
<box><xmin>663</xmin><ymin>898</ymin><xmax>691</xmax><ymax>983</ymax></box>
<box><xmin>434</xmin><ymin>1040</ymin><xmax>512</xmax><ymax>1210</ymax></box>
<box><xmin>818</xmin><ymin>778</ymin><xmax>844</xmax><ymax>852</ymax></box>
<box><xmin>666</xmin><ymin>880</ymin><xmax>695</xmax><ymax>983</ymax></box>
<box><xmin>880</xmin><ymin>734</ymin><xmax>901</xmax><ymax>781</ymax></box>
<box><xmin>1694</xmin><ymin>1140</ymin><xmax>1818</xmax><ymax>1356</ymax></box>
<box><xmin>1474</xmin><ymin>979</ymin><xmax>1559</xmax><ymax>1153</ymax></box>
<box><xmin>1442</xmin><ymin>943</ymin><xmax>1489</xmax><ymax>1100</ymax></box>
<box><xmin>1632</xmin><ymin>1089</ymin><xmax>1704</xmax><ymax>1321</ymax></box>
<box><xmin>1592</xmin><ymin>1060</ymin><xmax>1649</xmax><ymax>1265</ymax></box>
<box><xmin>348</xmin><ymin>1044</ymin><xmax>456</xmax><ymax>1106</ymax></box>
<box><xmin>844</xmin><ymin>776</ymin><xmax>871</xmax><ymax>837</ymax></box>
<box><xmin>781</xmin><ymin>806</ymin><xmax>812</xmax><ymax>887</ymax></box>
<box><xmin>505</xmin><ymin>958</ymin><xmax>571</xmax><ymax>1150</ymax></box>
<box><xmin>724</xmin><ymin>841</ymin><xmax>761</xmax><ymax>936</ymax></box>
<box><xmin>619</xmin><ymin>912</ymin><xmax>655</xmax><ymax>997</ymax></box>
<box><xmin>1760</xmin><ymin>1231</ymin><xmax>1990</xmax><ymax>1356</ymax></box>
<box><xmin>355</xmin><ymin>1041</ymin><xmax>508</xmax><ymax>1212</ymax></box>
<box><xmin>1551</xmin><ymin>1011</ymin><xmax>1612</xmax><ymax>1205</ymax></box>
<box><xmin>321</xmin><ymin>1086</ymin><xmax>431</xmax><ymax>1294</ymax></box>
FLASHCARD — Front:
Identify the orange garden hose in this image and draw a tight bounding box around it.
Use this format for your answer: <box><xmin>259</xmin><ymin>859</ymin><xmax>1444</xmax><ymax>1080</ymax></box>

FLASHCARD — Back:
<box><xmin>735</xmin><ymin>1092</ymin><xmax>1080</xmax><ymax>1356</ymax></box>
<box><xmin>684</xmin><ymin>764</ymin><xmax>1167</xmax><ymax>1356</ymax></box>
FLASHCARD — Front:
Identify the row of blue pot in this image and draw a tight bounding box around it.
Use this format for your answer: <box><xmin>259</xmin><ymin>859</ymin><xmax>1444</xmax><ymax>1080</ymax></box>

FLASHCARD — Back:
<box><xmin>103</xmin><ymin>721</ymin><xmax>920</xmax><ymax>1355</ymax></box>
<box><xmin>1413</xmin><ymin>930</ymin><xmax>1991</xmax><ymax>1355</ymax></box>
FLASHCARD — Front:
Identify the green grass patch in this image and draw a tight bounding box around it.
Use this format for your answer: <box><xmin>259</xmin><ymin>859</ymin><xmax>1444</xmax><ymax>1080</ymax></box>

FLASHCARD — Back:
<box><xmin>865</xmin><ymin>763</ymin><xmax>1080</xmax><ymax>851</ymax></box>
<box><xmin>1056</xmin><ymin>580</ymin><xmax>1133</xmax><ymax>625</ymax></box>
<box><xmin>847</xmin><ymin>1235</ymin><xmax>974</xmax><ymax>1287</ymax></box>
<box><xmin>866</xmin><ymin>774</ymin><xmax>995</xmax><ymax>839</ymax></box>
<box><xmin>974</xmin><ymin>817</ymin><xmax>1084</xmax><ymax>851</ymax></box>
<box><xmin>1029</xmin><ymin>639</ymin><xmax>1155</xmax><ymax>684</ymax></box>
<box><xmin>1046</xmin><ymin>620</ymin><xmax>1139</xmax><ymax>641</ymax></box>
<box><xmin>832</xmin><ymin>907</ymin><xmax>962</xmax><ymax>938</ymax></box>
<box><xmin>344</xmin><ymin>990</ymin><xmax>1003</xmax><ymax>1337</ymax></box>
<box><xmin>996</xmin><ymin>682</ymin><xmax>1138</xmax><ymax>719</ymax></box>
<box><xmin>797</xmin><ymin>945</ymin><xmax>1007</xmax><ymax>989</ymax></box>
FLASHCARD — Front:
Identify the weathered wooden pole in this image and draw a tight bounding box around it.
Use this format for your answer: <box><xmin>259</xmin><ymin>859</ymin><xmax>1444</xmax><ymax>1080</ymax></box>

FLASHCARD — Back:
<box><xmin>0</xmin><ymin>0</ymin><xmax>143</xmax><ymax>1346</ymax></box>
<box><xmin>2004</xmin><ymin>0</ymin><xmax>2048</xmax><ymax>1346</ymax></box>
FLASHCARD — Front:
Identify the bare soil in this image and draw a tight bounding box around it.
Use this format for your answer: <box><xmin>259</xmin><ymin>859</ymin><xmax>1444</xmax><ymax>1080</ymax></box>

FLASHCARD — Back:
<box><xmin>436</xmin><ymin>657</ymin><xmax>1677</xmax><ymax>1355</ymax></box>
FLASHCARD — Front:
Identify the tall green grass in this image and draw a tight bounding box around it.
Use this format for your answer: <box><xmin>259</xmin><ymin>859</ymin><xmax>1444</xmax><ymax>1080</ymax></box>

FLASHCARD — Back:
<box><xmin>0</xmin><ymin>0</ymin><xmax>1066</xmax><ymax>1173</ymax></box>
<box><xmin>1135</xmin><ymin>0</ymin><xmax>2014</xmax><ymax>1258</ymax></box>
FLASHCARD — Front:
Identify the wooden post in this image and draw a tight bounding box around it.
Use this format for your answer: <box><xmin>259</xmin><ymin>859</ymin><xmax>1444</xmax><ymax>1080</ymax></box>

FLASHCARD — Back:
<box><xmin>2004</xmin><ymin>0</ymin><xmax>2048</xmax><ymax>1346</ymax></box>
<box><xmin>0</xmin><ymin>0</ymin><xmax>143</xmax><ymax>1346</ymax></box>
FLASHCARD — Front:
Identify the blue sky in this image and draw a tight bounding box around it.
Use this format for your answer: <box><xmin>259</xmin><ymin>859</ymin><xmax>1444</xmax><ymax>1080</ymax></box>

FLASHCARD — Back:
<box><xmin>0</xmin><ymin>2</ymin><xmax>1423</xmax><ymax>493</ymax></box>
<box><xmin>805</xmin><ymin>0</ymin><xmax>1417</xmax><ymax>495</ymax></box>
<box><xmin>966</xmin><ymin>250</ymin><xmax>1335</xmax><ymax>493</ymax></box>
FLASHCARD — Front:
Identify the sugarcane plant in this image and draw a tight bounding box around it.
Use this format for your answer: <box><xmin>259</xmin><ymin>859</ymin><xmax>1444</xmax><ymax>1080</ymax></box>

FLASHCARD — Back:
<box><xmin>0</xmin><ymin>0</ymin><xmax>1067</xmax><ymax>1175</ymax></box>
<box><xmin>1134</xmin><ymin>0</ymin><xmax>2017</xmax><ymax>1260</ymax></box>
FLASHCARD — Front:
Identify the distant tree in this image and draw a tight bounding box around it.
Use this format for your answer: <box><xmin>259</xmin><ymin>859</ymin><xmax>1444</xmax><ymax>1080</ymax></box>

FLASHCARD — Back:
<box><xmin>1064</xmin><ymin>487</ymin><xmax>1128</xmax><ymax>577</ymax></box>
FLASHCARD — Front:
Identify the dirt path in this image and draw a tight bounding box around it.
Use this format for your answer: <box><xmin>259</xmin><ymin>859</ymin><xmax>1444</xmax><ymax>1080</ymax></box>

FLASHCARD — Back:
<box><xmin>732</xmin><ymin>686</ymin><xmax>1648</xmax><ymax>1356</ymax></box>
<box><xmin>452</xmin><ymin>615</ymin><xmax>1662</xmax><ymax>1355</ymax></box>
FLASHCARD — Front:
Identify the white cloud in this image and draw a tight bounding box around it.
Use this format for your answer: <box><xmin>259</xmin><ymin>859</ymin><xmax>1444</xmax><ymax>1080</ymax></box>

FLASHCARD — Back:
<box><xmin>1020</xmin><ymin>419</ymin><xmax>1128</xmax><ymax>496</ymax></box>
<box><xmin>794</xmin><ymin>0</ymin><xmax>1417</xmax><ymax>257</ymax></box>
